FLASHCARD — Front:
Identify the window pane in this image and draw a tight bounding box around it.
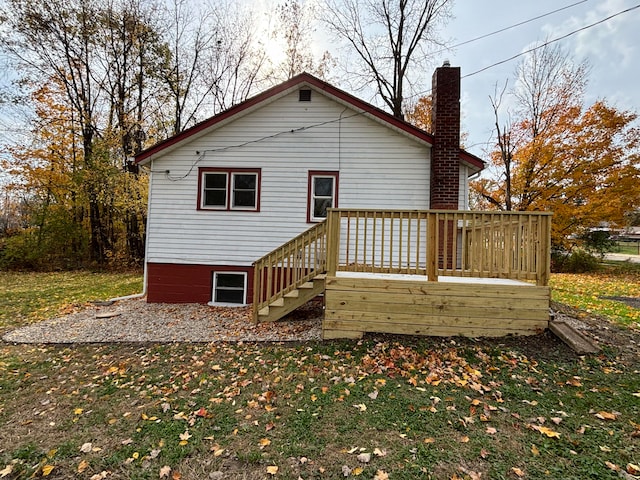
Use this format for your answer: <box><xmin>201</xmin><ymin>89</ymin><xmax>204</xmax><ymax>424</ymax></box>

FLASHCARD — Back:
<box><xmin>205</xmin><ymin>190</ymin><xmax>226</xmax><ymax>207</ymax></box>
<box><xmin>215</xmin><ymin>288</ymin><xmax>245</xmax><ymax>304</ymax></box>
<box><xmin>205</xmin><ymin>173</ymin><xmax>226</xmax><ymax>189</ymax></box>
<box><xmin>314</xmin><ymin>177</ymin><xmax>333</xmax><ymax>196</ymax></box>
<box><xmin>314</xmin><ymin>198</ymin><xmax>332</xmax><ymax>218</ymax></box>
<box><xmin>234</xmin><ymin>190</ymin><xmax>256</xmax><ymax>207</ymax></box>
<box><xmin>234</xmin><ymin>174</ymin><xmax>256</xmax><ymax>190</ymax></box>
<box><xmin>216</xmin><ymin>273</ymin><xmax>245</xmax><ymax>288</ymax></box>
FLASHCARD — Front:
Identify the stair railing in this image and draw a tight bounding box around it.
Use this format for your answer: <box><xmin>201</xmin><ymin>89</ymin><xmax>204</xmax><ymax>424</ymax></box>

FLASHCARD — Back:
<box><xmin>252</xmin><ymin>221</ymin><xmax>327</xmax><ymax>322</ymax></box>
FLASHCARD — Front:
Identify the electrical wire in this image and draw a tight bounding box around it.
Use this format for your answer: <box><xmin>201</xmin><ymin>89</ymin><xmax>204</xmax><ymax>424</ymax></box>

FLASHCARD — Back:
<box><xmin>462</xmin><ymin>3</ymin><xmax>640</xmax><ymax>79</ymax></box>
<box><xmin>409</xmin><ymin>2</ymin><xmax>640</xmax><ymax>99</ymax></box>
<box><xmin>160</xmin><ymin>110</ymin><xmax>366</xmax><ymax>181</ymax></box>
<box><xmin>432</xmin><ymin>0</ymin><xmax>589</xmax><ymax>55</ymax></box>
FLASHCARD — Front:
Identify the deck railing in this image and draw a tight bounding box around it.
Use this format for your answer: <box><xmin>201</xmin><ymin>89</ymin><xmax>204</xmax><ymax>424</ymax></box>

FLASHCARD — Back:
<box><xmin>252</xmin><ymin>221</ymin><xmax>327</xmax><ymax>320</ymax></box>
<box><xmin>326</xmin><ymin>209</ymin><xmax>552</xmax><ymax>286</ymax></box>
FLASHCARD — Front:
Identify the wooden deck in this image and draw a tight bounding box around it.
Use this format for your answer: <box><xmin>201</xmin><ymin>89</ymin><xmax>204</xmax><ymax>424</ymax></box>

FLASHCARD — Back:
<box><xmin>253</xmin><ymin>209</ymin><xmax>552</xmax><ymax>339</ymax></box>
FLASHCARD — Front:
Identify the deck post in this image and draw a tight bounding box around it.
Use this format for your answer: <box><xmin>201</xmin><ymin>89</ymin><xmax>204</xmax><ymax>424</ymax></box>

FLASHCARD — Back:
<box><xmin>427</xmin><ymin>212</ymin><xmax>437</xmax><ymax>281</ymax></box>
<box><xmin>326</xmin><ymin>209</ymin><xmax>340</xmax><ymax>276</ymax></box>
<box><xmin>537</xmin><ymin>214</ymin><xmax>552</xmax><ymax>286</ymax></box>
<box><xmin>252</xmin><ymin>260</ymin><xmax>260</xmax><ymax>323</ymax></box>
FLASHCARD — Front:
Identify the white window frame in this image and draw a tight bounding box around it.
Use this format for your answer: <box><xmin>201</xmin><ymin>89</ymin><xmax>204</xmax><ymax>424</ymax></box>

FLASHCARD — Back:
<box><xmin>210</xmin><ymin>272</ymin><xmax>248</xmax><ymax>306</ymax></box>
<box><xmin>309</xmin><ymin>173</ymin><xmax>337</xmax><ymax>222</ymax></box>
<box><xmin>230</xmin><ymin>172</ymin><xmax>258</xmax><ymax>210</ymax></box>
<box><xmin>201</xmin><ymin>171</ymin><xmax>229</xmax><ymax>209</ymax></box>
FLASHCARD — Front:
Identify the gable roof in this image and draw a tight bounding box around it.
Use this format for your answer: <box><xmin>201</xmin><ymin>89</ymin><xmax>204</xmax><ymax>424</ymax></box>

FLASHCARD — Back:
<box><xmin>135</xmin><ymin>72</ymin><xmax>484</xmax><ymax>174</ymax></box>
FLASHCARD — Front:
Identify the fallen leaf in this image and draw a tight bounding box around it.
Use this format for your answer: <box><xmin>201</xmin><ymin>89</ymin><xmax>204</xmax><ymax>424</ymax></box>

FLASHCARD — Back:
<box><xmin>159</xmin><ymin>466</ymin><xmax>171</xmax><ymax>478</ymax></box>
<box><xmin>172</xmin><ymin>471</ymin><xmax>182</xmax><ymax>480</ymax></box>
<box><xmin>353</xmin><ymin>467</ymin><xmax>364</xmax><ymax>475</ymax></box>
<box><xmin>511</xmin><ymin>466</ymin><xmax>525</xmax><ymax>477</ymax></box>
<box><xmin>341</xmin><ymin>465</ymin><xmax>351</xmax><ymax>477</ymax></box>
<box><xmin>373</xmin><ymin>448</ymin><xmax>387</xmax><ymax>457</ymax></box>
<box><xmin>531</xmin><ymin>445</ymin><xmax>540</xmax><ymax>456</ymax></box>
<box><xmin>486</xmin><ymin>426</ymin><xmax>497</xmax><ymax>435</ymax></box>
<box><xmin>529</xmin><ymin>425</ymin><xmax>561</xmax><ymax>438</ymax></box>
<box><xmin>595</xmin><ymin>411</ymin><xmax>618</xmax><ymax>421</ymax></box>
<box><xmin>373</xmin><ymin>470</ymin><xmax>389</xmax><ymax>480</ymax></box>
<box><xmin>357</xmin><ymin>452</ymin><xmax>371</xmax><ymax>463</ymax></box>
<box><xmin>80</xmin><ymin>442</ymin><xmax>93</xmax><ymax>453</ymax></box>
<box><xmin>266</xmin><ymin>465</ymin><xmax>278</xmax><ymax>475</ymax></box>
<box><xmin>605</xmin><ymin>461</ymin><xmax>619</xmax><ymax>471</ymax></box>
<box><xmin>0</xmin><ymin>465</ymin><xmax>13</xmax><ymax>478</ymax></box>
<box><xmin>353</xmin><ymin>403</ymin><xmax>367</xmax><ymax>412</ymax></box>
<box><xmin>627</xmin><ymin>463</ymin><xmax>640</xmax><ymax>475</ymax></box>
<box><xmin>259</xmin><ymin>438</ymin><xmax>272</xmax><ymax>448</ymax></box>
<box><xmin>460</xmin><ymin>436</ymin><xmax>470</xmax><ymax>443</ymax></box>
<box><xmin>78</xmin><ymin>460</ymin><xmax>89</xmax><ymax>473</ymax></box>
<box><xmin>368</xmin><ymin>390</ymin><xmax>379</xmax><ymax>400</ymax></box>
<box><xmin>42</xmin><ymin>465</ymin><xmax>55</xmax><ymax>477</ymax></box>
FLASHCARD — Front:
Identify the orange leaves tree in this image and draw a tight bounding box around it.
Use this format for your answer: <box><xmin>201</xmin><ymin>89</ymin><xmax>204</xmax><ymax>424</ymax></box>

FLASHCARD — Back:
<box><xmin>471</xmin><ymin>44</ymin><xmax>640</xmax><ymax>249</ymax></box>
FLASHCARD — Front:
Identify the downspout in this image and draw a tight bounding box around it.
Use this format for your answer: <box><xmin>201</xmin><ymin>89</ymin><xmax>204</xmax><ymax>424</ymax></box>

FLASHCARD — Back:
<box><xmin>110</xmin><ymin>163</ymin><xmax>153</xmax><ymax>302</ymax></box>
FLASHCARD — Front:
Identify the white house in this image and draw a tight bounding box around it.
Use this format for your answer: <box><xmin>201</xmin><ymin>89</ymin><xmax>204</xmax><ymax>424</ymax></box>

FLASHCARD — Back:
<box><xmin>135</xmin><ymin>65</ymin><xmax>484</xmax><ymax>305</ymax></box>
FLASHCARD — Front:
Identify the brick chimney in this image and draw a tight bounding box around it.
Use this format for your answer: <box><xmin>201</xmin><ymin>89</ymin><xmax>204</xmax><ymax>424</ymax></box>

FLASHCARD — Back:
<box><xmin>430</xmin><ymin>61</ymin><xmax>460</xmax><ymax>210</ymax></box>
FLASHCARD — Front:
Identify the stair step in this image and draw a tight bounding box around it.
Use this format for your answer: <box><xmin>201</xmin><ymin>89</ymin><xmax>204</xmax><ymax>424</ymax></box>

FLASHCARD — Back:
<box><xmin>314</xmin><ymin>274</ymin><xmax>327</xmax><ymax>280</ymax></box>
<box><xmin>284</xmin><ymin>290</ymin><xmax>300</xmax><ymax>298</ymax></box>
<box><xmin>270</xmin><ymin>298</ymin><xmax>285</xmax><ymax>307</ymax></box>
<box><xmin>258</xmin><ymin>306</ymin><xmax>270</xmax><ymax>316</ymax></box>
<box><xmin>298</xmin><ymin>282</ymin><xmax>315</xmax><ymax>289</ymax></box>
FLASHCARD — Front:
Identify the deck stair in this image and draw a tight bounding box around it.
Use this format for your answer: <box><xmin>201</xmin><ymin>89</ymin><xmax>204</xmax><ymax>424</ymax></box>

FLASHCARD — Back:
<box><xmin>257</xmin><ymin>274</ymin><xmax>326</xmax><ymax>322</ymax></box>
<box><xmin>253</xmin><ymin>221</ymin><xmax>327</xmax><ymax>323</ymax></box>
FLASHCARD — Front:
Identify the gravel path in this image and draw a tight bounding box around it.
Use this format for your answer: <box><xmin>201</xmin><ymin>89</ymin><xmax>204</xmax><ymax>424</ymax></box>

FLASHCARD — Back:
<box><xmin>2</xmin><ymin>297</ymin><xmax>322</xmax><ymax>344</ymax></box>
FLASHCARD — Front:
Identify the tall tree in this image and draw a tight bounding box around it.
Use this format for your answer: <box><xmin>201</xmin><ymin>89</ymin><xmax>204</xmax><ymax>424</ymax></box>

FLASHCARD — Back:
<box><xmin>472</xmin><ymin>44</ymin><xmax>640</xmax><ymax>248</ymax></box>
<box><xmin>322</xmin><ymin>0</ymin><xmax>453</xmax><ymax>118</ymax></box>
<box><xmin>275</xmin><ymin>0</ymin><xmax>333</xmax><ymax>80</ymax></box>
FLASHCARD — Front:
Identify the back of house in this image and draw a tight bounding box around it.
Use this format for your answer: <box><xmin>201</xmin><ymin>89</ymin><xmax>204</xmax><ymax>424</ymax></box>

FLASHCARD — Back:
<box><xmin>135</xmin><ymin>66</ymin><xmax>483</xmax><ymax>305</ymax></box>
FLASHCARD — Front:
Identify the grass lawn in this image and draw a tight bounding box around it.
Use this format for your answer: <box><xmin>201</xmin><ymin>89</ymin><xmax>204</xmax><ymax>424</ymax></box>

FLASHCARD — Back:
<box><xmin>0</xmin><ymin>269</ymin><xmax>638</xmax><ymax>480</ymax></box>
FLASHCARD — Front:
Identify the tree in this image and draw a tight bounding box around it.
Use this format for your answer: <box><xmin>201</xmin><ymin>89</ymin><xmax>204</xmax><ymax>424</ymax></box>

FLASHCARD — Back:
<box><xmin>274</xmin><ymin>0</ymin><xmax>334</xmax><ymax>80</ymax></box>
<box><xmin>472</xmin><ymin>44</ymin><xmax>640</xmax><ymax>248</ymax></box>
<box><xmin>322</xmin><ymin>0</ymin><xmax>453</xmax><ymax>118</ymax></box>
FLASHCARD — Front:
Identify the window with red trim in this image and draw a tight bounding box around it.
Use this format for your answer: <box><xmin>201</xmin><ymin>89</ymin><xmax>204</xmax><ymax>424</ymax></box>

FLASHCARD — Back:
<box><xmin>198</xmin><ymin>168</ymin><xmax>261</xmax><ymax>211</ymax></box>
<box><xmin>308</xmin><ymin>171</ymin><xmax>338</xmax><ymax>222</ymax></box>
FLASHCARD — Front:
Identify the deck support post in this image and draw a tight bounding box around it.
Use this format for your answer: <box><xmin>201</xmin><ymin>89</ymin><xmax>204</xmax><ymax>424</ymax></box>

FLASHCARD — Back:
<box><xmin>326</xmin><ymin>209</ymin><xmax>340</xmax><ymax>277</ymax></box>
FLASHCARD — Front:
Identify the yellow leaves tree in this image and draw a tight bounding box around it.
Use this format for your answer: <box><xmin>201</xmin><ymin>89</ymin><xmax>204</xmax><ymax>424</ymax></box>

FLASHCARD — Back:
<box><xmin>471</xmin><ymin>44</ymin><xmax>640</xmax><ymax>248</ymax></box>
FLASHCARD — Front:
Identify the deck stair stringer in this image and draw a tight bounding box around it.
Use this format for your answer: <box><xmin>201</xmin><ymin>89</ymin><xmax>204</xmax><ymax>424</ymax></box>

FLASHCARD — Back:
<box><xmin>257</xmin><ymin>275</ymin><xmax>326</xmax><ymax>322</ymax></box>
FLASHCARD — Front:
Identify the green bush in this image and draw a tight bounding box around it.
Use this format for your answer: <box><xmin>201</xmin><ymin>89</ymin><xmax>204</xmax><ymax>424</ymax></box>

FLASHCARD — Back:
<box><xmin>551</xmin><ymin>249</ymin><xmax>600</xmax><ymax>273</ymax></box>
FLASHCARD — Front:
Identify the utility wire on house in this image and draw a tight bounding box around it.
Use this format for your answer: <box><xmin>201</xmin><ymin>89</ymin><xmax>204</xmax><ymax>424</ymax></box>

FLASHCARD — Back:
<box><xmin>156</xmin><ymin>111</ymin><xmax>367</xmax><ymax>181</ymax></box>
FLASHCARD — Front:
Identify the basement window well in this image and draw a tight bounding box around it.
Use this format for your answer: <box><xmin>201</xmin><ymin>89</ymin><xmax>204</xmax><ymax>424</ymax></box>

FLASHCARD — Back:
<box><xmin>211</xmin><ymin>272</ymin><xmax>247</xmax><ymax>306</ymax></box>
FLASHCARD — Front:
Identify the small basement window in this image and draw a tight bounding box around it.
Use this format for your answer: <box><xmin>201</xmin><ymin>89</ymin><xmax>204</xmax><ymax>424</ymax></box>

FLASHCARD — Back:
<box><xmin>299</xmin><ymin>89</ymin><xmax>312</xmax><ymax>102</ymax></box>
<box><xmin>212</xmin><ymin>272</ymin><xmax>247</xmax><ymax>305</ymax></box>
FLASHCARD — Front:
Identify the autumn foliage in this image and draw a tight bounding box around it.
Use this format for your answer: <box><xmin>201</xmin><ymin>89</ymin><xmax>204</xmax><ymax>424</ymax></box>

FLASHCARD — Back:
<box><xmin>472</xmin><ymin>46</ymin><xmax>640</xmax><ymax>249</ymax></box>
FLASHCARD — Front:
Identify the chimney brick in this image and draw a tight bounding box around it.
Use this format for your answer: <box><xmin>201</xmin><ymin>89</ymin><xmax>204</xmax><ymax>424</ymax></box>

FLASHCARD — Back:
<box><xmin>430</xmin><ymin>64</ymin><xmax>461</xmax><ymax>210</ymax></box>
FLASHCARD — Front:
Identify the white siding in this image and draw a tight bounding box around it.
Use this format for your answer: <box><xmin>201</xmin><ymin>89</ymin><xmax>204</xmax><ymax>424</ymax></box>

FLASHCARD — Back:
<box><xmin>146</xmin><ymin>89</ymin><xmax>431</xmax><ymax>265</ymax></box>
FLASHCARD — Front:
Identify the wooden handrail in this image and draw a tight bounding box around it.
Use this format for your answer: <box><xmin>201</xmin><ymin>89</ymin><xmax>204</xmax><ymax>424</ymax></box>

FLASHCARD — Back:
<box><xmin>325</xmin><ymin>209</ymin><xmax>552</xmax><ymax>285</ymax></box>
<box><xmin>252</xmin><ymin>221</ymin><xmax>327</xmax><ymax>322</ymax></box>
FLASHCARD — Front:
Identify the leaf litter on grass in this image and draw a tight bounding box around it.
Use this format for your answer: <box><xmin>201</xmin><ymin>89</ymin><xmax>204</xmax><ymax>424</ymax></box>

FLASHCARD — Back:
<box><xmin>1</xmin><ymin>334</ymin><xmax>639</xmax><ymax>479</ymax></box>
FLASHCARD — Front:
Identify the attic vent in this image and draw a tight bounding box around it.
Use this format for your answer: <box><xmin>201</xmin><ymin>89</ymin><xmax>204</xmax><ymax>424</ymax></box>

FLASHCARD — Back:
<box><xmin>299</xmin><ymin>89</ymin><xmax>312</xmax><ymax>102</ymax></box>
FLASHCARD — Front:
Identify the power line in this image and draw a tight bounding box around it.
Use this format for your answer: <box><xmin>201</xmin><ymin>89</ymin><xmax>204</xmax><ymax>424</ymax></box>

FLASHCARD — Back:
<box><xmin>433</xmin><ymin>0</ymin><xmax>590</xmax><ymax>54</ymax></box>
<box><xmin>409</xmin><ymin>3</ymin><xmax>640</xmax><ymax>99</ymax></box>
<box><xmin>462</xmin><ymin>3</ymin><xmax>640</xmax><ymax>79</ymax></box>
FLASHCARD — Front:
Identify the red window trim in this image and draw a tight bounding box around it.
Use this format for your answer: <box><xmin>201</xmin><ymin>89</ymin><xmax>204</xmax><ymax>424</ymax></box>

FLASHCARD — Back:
<box><xmin>307</xmin><ymin>170</ymin><xmax>339</xmax><ymax>223</ymax></box>
<box><xmin>197</xmin><ymin>167</ymin><xmax>261</xmax><ymax>212</ymax></box>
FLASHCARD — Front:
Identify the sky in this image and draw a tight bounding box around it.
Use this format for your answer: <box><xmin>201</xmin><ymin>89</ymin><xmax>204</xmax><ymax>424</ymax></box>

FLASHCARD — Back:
<box><xmin>429</xmin><ymin>0</ymin><xmax>640</xmax><ymax>158</ymax></box>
